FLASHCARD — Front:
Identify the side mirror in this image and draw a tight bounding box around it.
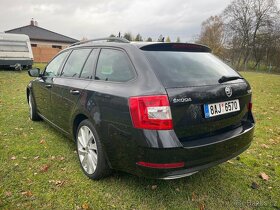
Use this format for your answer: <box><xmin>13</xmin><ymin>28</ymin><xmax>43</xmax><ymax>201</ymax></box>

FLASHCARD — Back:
<box><xmin>28</xmin><ymin>68</ymin><xmax>41</xmax><ymax>77</ymax></box>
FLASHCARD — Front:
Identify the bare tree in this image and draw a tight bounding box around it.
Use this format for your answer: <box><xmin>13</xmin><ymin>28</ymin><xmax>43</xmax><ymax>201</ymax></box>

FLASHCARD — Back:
<box><xmin>165</xmin><ymin>36</ymin><xmax>171</xmax><ymax>42</ymax></box>
<box><xmin>123</xmin><ymin>32</ymin><xmax>133</xmax><ymax>41</ymax></box>
<box><xmin>223</xmin><ymin>0</ymin><xmax>279</xmax><ymax>70</ymax></box>
<box><xmin>135</xmin><ymin>33</ymin><xmax>143</xmax><ymax>41</ymax></box>
<box><xmin>196</xmin><ymin>15</ymin><xmax>225</xmax><ymax>57</ymax></box>
<box><xmin>146</xmin><ymin>37</ymin><xmax>153</xmax><ymax>42</ymax></box>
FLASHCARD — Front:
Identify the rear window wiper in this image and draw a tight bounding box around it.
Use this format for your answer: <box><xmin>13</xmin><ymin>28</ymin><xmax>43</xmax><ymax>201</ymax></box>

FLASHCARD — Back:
<box><xmin>218</xmin><ymin>76</ymin><xmax>244</xmax><ymax>83</ymax></box>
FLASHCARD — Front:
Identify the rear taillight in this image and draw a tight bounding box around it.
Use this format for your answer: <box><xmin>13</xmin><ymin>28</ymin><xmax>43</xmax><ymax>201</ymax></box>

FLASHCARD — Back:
<box><xmin>248</xmin><ymin>102</ymin><xmax>252</xmax><ymax>111</ymax></box>
<box><xmin>129</xmin><ymin>95</ymin><xmax>173</xmax><ymax>130</ymax></box>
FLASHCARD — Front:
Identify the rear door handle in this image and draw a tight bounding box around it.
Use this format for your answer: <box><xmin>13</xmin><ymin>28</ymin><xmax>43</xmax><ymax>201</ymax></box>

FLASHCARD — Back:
<box><xmin>70</xmin><ymin>89</ymin><xmax>80</xmax><ymax>95</ymax></box>
<box><xmin>45</xmin><ymin>84</ymin><xmax>52</xmax><ymax>88</ymax></box>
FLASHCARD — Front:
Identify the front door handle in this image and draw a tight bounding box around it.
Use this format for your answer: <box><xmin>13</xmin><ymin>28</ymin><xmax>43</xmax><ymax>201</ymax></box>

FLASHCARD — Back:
<box><xmin>70</xmin><ymin>89</ymin><xmax>80</xmax><ymax>95</ymax></box>
<box><xmin>45</xmin><ymin>84</ymin><xmax>52</xmax><ymax>88</ymax></box>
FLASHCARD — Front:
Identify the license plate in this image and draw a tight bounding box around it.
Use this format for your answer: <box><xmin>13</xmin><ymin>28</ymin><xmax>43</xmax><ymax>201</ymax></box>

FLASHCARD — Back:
<box><xmin>204</xmin><ymin>99</ymin><xmax>240</xmax><ymax>118</ymax></box>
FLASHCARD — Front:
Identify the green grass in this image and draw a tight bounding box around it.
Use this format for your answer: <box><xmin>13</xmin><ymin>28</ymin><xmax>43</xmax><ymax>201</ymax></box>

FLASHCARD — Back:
<box><xmin>0</xmin><ymin>68</ymin><xmax>279</xmax><ymax>210</ymax></box>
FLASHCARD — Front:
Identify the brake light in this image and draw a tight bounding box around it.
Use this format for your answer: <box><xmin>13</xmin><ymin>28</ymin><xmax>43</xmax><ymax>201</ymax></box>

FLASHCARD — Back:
<box><xmin>248</xmin><ymin>102</ymin><xmax>252</xmax><ymax>111</ymax></box>
<box><xmin>137</xmin><ymin>161</ymin><xmax>184</xmax><ymax>169</ymax></box>
<box><xmin>129</xmin><ymin>95</ymin><xmax>173</xmax><ymax>130</ymax></box>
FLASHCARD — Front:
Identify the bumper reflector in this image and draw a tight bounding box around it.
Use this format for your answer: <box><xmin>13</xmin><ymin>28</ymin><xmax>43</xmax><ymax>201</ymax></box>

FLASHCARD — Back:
<box><xmin>137</xmin><ymin>161</ymin><xmax>185</xmax><ymax>169</ymax></box>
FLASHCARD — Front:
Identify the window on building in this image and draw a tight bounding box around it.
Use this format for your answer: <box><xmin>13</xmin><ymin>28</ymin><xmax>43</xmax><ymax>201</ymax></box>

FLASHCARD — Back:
<box><xmin>52</xmin><ymin>45</ymin><xmax>62</xmax><ymax>49</ymax></box>
<box><xmin>31</xmin><ymin>44</ymin><xmax>37</xmax><ymax>47</ymax></box>
<box><xmin>95</xmin><ymin>49</ymin><xmax>135</xmax><ymax>82</ymax></box>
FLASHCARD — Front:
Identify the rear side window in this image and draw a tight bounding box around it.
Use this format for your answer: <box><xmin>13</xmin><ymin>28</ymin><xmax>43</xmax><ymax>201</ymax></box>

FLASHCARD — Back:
<box><xmin>144</xmin><ymin>51</ymin><xmax>240</xmax><ymax>87</ymax></box>
<box><xmin>45</xmin><ymin>51</ymin><xmax>69</xmax><ymax>77</ymax></box>
<box><xmin>95</xmin><ymin>49</ymin><xmax>135</xmax><ymax>82</ymax></box>
<box><xmin>61</xmin><ymin>49</ymin><xmax>91</xmax><ymax>78</ymax></box>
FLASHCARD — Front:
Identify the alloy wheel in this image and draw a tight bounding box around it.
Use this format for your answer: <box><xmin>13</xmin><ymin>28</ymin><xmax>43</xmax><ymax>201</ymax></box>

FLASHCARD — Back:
<box><xmin>77</xmin><ymin>125</ymin><xmax>98</xmax><ymax>174</ymax></box>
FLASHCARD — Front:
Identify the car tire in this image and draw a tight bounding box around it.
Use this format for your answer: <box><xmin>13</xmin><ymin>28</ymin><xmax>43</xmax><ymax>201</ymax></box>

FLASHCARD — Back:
<box><xmin>76</xmin><ymin>120</ymin><xmax>111</xmax><ymax>180</ymax></box>
<box><xmin>28</xmin><ymin>93</ymin><xmax>41</xmax><ymax>121</ymax></box>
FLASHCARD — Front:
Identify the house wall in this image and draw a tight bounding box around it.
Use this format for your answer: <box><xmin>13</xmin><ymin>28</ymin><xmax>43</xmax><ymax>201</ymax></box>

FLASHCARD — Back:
<box><xmin>30</xmin><ymin>40</ymin><xmax>71</xmax><ymax>63</ymax></box>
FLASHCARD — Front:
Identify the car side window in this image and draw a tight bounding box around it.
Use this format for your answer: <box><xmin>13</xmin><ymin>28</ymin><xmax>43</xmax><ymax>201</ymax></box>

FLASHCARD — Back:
<box><xmin>45</xmin><ymin>51</ymin><xmax>69</xmax><ymax>77</ymax></box>
<box><xmin>95</xmin><ymin>49</ymin><xmax>135</xmax><ymax>82</ymax></box>
<box><xmin>80</xmin><ymin>49</ymin><xmax>98</xmax><ymax>79</ymax></box>
<box><xmin>61</xmin><ymin>48</ymin><xmax>91</xmax><ymax>78</ymax></box>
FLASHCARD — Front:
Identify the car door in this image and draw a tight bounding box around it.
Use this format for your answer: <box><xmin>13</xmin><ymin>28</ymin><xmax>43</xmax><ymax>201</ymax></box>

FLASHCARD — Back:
<box><xmin>51</xmin><ymin>48</ymin><xmax>98</xmax><ymax>132</ymax></box>
<box><xmin>85</xmin><ymin>48</ymin><xmax>137</xmax><ymax>166</ymax></box>
<box><xmin>32</xmin><ymin>50</ymin><xmax>69</xmax><ymax>121</ymax></box>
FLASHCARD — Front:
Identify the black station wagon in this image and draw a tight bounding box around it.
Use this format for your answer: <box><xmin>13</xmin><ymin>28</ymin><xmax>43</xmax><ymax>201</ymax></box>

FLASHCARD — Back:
<box><xmin>27</xmin><ymin>37</ymin><xmax>255</xmax><ymax>180</ymax></box>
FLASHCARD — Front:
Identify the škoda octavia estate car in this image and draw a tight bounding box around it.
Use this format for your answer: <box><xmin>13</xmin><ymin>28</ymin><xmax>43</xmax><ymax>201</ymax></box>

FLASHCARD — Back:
<box><xmin>27</xmin><ymin>37</ymin><xmax>255</xmax><ymax>180</ymax></box>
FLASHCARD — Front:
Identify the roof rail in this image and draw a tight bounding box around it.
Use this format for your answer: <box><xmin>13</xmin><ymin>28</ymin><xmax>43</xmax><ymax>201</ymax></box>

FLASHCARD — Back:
<box><xmin>69</xmin><ymin>37</ymin><xmax>130</xmax><ymax>47</ymax></box>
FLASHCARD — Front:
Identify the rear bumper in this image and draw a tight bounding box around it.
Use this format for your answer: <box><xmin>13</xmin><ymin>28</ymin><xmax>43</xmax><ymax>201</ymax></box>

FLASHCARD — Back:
<box><xmin>132</xmin><ymin>121</ymin><xmax>255</xmax><ymax>179</ymax></box>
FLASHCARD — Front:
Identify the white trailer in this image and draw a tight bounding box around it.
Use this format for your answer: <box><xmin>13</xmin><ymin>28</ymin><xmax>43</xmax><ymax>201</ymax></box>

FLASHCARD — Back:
<box><xmin>0</xmin><ymin>33</ymin><xmax>33</xmax><ymax>70</ymax></box>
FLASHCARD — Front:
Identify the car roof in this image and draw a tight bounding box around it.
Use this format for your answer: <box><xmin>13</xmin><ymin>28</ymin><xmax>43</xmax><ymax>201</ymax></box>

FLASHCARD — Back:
<box><xmin>67</xmin><ymin>38</ymin><xmax>211</xmax><ymax>52</ymax></box>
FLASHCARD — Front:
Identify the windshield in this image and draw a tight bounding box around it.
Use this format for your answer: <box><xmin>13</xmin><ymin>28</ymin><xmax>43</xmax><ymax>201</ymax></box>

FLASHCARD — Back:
<box><xmin>144</xmin><ymin>51</ymin><xmax>240</xmax><ymax>88</ymax></box>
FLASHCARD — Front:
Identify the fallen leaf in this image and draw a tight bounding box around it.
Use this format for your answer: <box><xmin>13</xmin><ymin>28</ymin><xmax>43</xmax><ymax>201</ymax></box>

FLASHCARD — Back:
<box><xmin>259</xmin><ymin>172</ymin><xmax>269</xmax><ymax>181</ymax></box>
<box><xmin>269</xmin><ymin>139</ymin><xmax>276</xmax><ymax>145</ymax></box>
<box><xmin>82</xmin><ymin>203</ymin><xmax>89</xmax><ymax>210</ymax></box>
<box><xmin>199</xmin><ymin>203</ymin><xmax>205</xmax><ymax>210</ymax></box>
<box><xmin>192</xmin><ymin>192</ymin><xmax>197</xmax><ymax>201</ymax></box>
<box><xmin>49</xmin><ymin>180</ymin><xmax>65</xmax><ymax>187</ymax></box>
<box><xmin>251</xmin><ymin>182</ymin><xmax>259</xmax><ymax>189</ymax></box>
<box><xmin>60</xmin><ymin>157</ymin><xmax>65</xmax><ymax>161</ymax></box>
<box><xmin>55</xmin><ymin>180</ymin><xmax>65</xmax><ymax>187</ymax></box>
<box><xmin>260</xmin><ymin>144</ymin><xmax>269</xmax><ymax>149</ymax></box>
<box><xmin>22</xmin><ymin>157</ymin><xmax>27</xmax><ymax>160</ymax></box>
<box><xmin>21</xmin><ymin>191</ymin><xmax>33</xmax><ymax>197</ymax></box>
<box><xmin>26</xmin><ymin>178</ymin><xmax>33</xmax><ymax>185</ymax></box>
<box><xmin>11</xmin><ymin>156</ymin><xmax>16</xmax><ymax>160</ymax></box>
<box><xmin>34</xmin><ymin>156</ymin><xmax>40</xmax><ymax>160</ymax></box>
<box><xmin>227</xmin><ymin>160</ymin><xmax>234</xmax><ymax>164</ymax></box>
<box><xmin>175</xmin><ymin>188</ymin><xmax>180</xmax><ymax>192</ymax></box>
<box><xmin>40</xmin><ymin>164</ymin><xmax>50</xmax><ymax>172</ymax></box>
<box><xmin>5</xmin><ymin>191</ymin><xmax>12</xmax><ymax>197</ymax></box>
<box><xmin>151</xmin><ymin>185</ymin><xmax>157</xmax><ymax>190</ymax></box>
<box><xmin>40</xmin><ymin>139</ymin><xmax>46</xmax><ymax>144</ymax></box>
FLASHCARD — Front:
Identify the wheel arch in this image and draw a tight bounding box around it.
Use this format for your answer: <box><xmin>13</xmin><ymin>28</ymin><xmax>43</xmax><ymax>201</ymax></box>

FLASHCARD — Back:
<box><xmin>72</xmin><ymin>112</ymin><xmax>113</xmax><ymax>169</ymax></box>
<box><xmin>72</xmin><ymin>113</ymin><xmax>88</xmax><ymax>140</ymax></box>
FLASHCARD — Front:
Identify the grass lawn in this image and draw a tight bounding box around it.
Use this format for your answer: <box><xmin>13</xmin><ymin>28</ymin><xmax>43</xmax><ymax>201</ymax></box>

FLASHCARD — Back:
<box><xmin>0</xmin><ymin>67</ymin><xmax>279</xmax><ymax>210</ymax></box>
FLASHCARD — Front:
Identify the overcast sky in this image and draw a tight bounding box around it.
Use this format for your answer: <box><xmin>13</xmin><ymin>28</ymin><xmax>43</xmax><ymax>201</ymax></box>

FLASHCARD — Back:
<box><xmin>0</xmin><ymin>0</ymin><xmax>278</xmax><ymax>42</ymax></box>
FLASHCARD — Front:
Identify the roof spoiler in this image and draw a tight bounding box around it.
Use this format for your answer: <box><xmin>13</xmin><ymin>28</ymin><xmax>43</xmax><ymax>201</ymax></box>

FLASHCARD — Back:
<box><xmin>140</xmin><ymin>43</ymin><xmax>211</xmax><ymax>52</ymax></box>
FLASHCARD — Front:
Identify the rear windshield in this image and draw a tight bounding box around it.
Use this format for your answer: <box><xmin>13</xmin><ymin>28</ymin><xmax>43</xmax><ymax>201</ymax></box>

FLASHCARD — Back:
<box><xmin>143</xmin><ymin>51</ymin><xmax>240</xmax><ymax>88</ymax></box>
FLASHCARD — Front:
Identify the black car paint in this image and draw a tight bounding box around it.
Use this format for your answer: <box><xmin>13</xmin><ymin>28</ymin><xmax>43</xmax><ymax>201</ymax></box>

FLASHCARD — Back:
<box><xmin>27</xmin><ymin>42</ymin><xmax>255</xmax><ymax>179</ymax></box>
